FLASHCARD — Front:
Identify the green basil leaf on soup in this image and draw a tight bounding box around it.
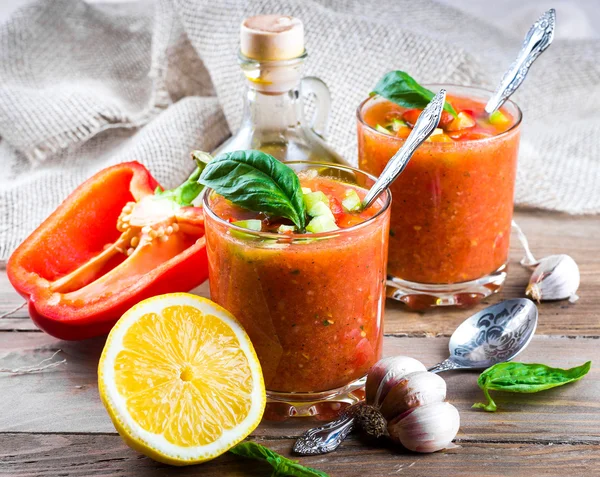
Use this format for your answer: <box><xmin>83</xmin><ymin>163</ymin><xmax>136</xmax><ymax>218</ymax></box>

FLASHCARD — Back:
<box><xmin>199</xmin><ymin>150</ymin><xmax>307</xmax><ymax>230</ymax></box>
<box><xmin>372</xmin><ymin>70</ymin><xmax>458</xmax><ymax>117</ymax></box>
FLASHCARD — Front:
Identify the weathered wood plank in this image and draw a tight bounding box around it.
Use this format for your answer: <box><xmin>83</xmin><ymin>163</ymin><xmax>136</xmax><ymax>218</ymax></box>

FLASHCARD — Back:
<box><xmin>1</xmin><ymin>433</ymin><xmax>598</xmax><ymax>477</ymax></box>
<box><xmin>0</xmin><ymin>318</ymin><xmax>37</xmax><ymax>332</ymax></box>
<box><xmin>0</xmin><ymin>272</ymin><xmax>29</xmax><ymax>319</ymax></box>
<box><xmin>2</xmin><ymin>210</ymin><xmax>599</xmax><ymax>335</ymax></box>
<box><xmin>1</xmin><ymin>332</ymin><xmax>598</xmax><ymax>443</ymax></box>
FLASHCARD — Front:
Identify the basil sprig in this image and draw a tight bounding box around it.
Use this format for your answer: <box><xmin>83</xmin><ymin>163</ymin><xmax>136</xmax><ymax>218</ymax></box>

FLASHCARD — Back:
<box><xmin>199</xmin><ymin>150</ymin><xmax>307</xmax><ymax>230</ymax></box>
<box><xmin>372</xmin><ymin>70</ymin><xmax>458</xmax><ymax>117</ymax></box>
<box><xmin>473</xmin><ymin>361</ymin><xmax>592</xmax><ymax>412</ymax></box>
<box><xmin>230</xmin><ymin>442</ymin><xmax>329</xmax><ymax>477</ymax></box>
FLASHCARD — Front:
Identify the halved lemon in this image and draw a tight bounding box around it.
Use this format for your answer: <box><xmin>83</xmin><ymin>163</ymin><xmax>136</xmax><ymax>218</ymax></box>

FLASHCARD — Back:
<box><xmin>98</xmin><ymin>293</ymin><xmax>266</xmax><ymax>466</ymax></box>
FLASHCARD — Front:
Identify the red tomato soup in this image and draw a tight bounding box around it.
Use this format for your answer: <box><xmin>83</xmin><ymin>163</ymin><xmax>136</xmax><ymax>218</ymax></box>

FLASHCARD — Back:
<box><xmin>203</xmin><ymin>167</ymin><xmax>390</xmax><ymax>393</ymax></box>
<box><xmin>358</xmin><ymin>87</ymin><xmax>521</xmax><ymax>285</ymax></box>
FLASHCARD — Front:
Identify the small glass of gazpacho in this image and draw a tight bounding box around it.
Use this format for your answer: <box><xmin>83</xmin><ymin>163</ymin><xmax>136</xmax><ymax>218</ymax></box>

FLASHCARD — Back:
<box><xmin>358</xmin><ymin>83</ymin><xmax>522</xmax><ymax>309</ymax></box>
<box><xmin>202</xmin><ymin>159</ymin><xmax>391</xmax><ymax>419</ymax></box>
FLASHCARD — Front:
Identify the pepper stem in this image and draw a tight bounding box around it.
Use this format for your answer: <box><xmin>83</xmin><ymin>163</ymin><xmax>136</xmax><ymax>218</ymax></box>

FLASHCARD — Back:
<box><xmin>154</xmin><ymin>151</ymin><xmax>214</xmax><ymax>206</ymax></box>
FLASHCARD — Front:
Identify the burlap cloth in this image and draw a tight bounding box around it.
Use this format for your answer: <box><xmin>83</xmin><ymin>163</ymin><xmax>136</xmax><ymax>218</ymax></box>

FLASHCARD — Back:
<box><xmin>1</xmin><ymin>0</ymin><xmax>599</xmax><ymax>263</ymax></box>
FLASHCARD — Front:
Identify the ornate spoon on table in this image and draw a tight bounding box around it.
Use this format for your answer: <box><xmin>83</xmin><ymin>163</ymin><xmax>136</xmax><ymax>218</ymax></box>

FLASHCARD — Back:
<box><xmin>293</xmin><ymin>298</ymin><xmax>538</xmax><ymax>455</ymax></box>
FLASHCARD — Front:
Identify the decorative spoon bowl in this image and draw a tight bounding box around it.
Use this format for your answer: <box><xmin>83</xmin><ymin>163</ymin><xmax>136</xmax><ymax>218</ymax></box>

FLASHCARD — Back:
<box><xmin>429</xmin><ymin>298</ymin><xmax>538</xmax><ymax>373</ymax></box>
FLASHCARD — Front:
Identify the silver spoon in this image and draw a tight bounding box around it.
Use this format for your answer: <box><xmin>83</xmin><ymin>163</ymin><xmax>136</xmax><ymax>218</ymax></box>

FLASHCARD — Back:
<box><xmin>293</xmin><ymin>298</ymin><xmax>538</xmax><ymax>455</ymax></box>
<box><xmin>485</xmin><ymin>8</ymin><xmax>555</xmax><ymax>114</ymax></box>
<box><xmin>426</xmin><ymin>298</ymin><xmax>538</xmax><ymax>373</ymax></box>
<box><xmin>361</xmin><ymin>89</ymin><xmax>447</xmax><ymax>209</ymax></box>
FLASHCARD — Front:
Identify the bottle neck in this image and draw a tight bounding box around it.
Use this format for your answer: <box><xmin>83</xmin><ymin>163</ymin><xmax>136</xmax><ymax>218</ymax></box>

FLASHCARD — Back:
<box><xmin>239</xmin><ymin>51</ymin><xmax>306</xmax><ymax>93</ymax></box>
<box><xmin>239</xmin><ymin>53</ymin><xmax>306</xmax><ymax>132</ymax></box>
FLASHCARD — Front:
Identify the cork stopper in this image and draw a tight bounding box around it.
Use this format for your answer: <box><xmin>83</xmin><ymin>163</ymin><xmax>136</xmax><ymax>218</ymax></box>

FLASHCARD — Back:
<box><xmin>241</xmin><ymin>15</ymin><xmax>304</xmax><ymax>61</ymax></box>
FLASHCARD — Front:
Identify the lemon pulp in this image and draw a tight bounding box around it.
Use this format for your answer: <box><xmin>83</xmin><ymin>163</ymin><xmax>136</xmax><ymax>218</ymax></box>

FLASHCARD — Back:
<box><xmin>98</xmin><ymin>293</ymin><xmax>265</xmax><ymax>465</ymax></box>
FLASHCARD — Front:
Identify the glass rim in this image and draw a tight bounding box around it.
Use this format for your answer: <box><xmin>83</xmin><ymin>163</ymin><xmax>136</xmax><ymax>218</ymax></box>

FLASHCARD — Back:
<box><xmin>356</xmin><ymin>83</ymin><xmax>523</xmax><ymax>144</ymax></box>
<box><xmin>202</xmin><ymin>160</ymin><xmax>392</xmax><ymax>241</ymax></box>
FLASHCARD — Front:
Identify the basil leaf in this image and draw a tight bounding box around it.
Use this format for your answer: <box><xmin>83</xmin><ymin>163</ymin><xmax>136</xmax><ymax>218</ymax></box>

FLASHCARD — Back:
<box><xmin>230</xmin><ymin>442</ymin><xmax>329</xmax><ymax>477</ymax></box>
<box><xmin>199</xmin><ymin>150</ymin><xmax>306</xmax><ymax>230</ymax></box>
<box><xmin>371</xmin><ymin>70</ymin><xmax>458</xmax><ymax>117</ymax></box>
<box><xmin>473</xmin><ymin>361</ymin><xmax>592</xmax><ymax>412</ymax></box>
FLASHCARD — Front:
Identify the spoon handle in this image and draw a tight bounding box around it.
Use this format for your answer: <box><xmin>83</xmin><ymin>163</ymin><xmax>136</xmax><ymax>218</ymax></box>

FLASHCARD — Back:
<box><xmin>485</xmin><ymin>8</ymin><xmax>555</xmax><ymax>114</ymax></box>
<box><xmin>428</xmin><ymin>358</ymin><xmax>462</xmax><ymax>374</ymax></box>
<box><xmin>362</xmin><ymin>89</ymin><xmax>446</xmax><ymax>209</ymax></box>
<box><xmin>293</xmin><ymin>404</ymin><xmax>361</xmax><ymax>455</ymax></box>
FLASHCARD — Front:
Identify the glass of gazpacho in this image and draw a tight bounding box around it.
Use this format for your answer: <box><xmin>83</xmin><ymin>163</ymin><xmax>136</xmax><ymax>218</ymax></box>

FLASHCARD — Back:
<box><xmin>358</xmin><ymin>85</ymin><xmax>522</xmax><ymax>309</ymax></box>
<box><xmin>203</xmin><ymin>161</ymin><xmax>391</xmax><ymax>419</ymax></box>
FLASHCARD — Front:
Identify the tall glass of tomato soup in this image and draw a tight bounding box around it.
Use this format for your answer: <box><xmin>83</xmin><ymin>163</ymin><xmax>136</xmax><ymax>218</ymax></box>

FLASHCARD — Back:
<box><xmin>358</xmin><ymin>85</ymin><xmax>522</xmax><ymax>309</ymax></box>
<box><xmin>203</xmin><ymin>162</ymin><xmax>391</xmax><ymax>419</ymax></box>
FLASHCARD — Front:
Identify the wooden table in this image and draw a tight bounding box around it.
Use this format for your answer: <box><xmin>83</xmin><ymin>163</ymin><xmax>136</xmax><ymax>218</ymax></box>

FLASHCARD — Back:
<box><xmin>1</xmin><ymin>209</ymin><xmax>599</xmax><ymax>476</ymax></box>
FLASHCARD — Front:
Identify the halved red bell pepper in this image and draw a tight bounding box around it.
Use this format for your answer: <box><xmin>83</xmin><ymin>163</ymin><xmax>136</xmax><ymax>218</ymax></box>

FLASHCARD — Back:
<box><xmin>7</xmin><ymin>160</ymin><xmax>209</xmax><ymax>340</ymax></box>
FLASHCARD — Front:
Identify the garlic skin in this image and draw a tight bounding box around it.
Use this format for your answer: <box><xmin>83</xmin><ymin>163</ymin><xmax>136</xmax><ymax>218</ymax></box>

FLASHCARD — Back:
<box><xmin>526</xmin><ymin>254</ymin><xmax>580</xmax><ymax>303</ymax></box>
<box><xmin>365</xmin><ymin>356</ymin><xmax>427</xmax><ymax>408</ymax></box>
<box><xmin>359</xmin><ymin>356</ymin><xmax>460</xmax><ymax>453</ymax></box>
<box><xmin>513</xmin><ymin>221</ymin><xmax>580</xmax><ymax>303</ymax></box>
<box><xmin>387</xmin><ymin>401</ymin><xmax>460</xmax><ymax>453</ymax></box>
<box><xmin>379</xmin><ymin>371</ymin><xmax>447</xmax><ymax>420</ymax></box>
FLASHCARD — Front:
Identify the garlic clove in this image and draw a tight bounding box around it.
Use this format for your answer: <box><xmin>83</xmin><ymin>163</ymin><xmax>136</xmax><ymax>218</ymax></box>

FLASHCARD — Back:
<box><xmin>388</xmin><ymin>401</ymin><xmax>460</xmax><ymax>453</ymax></box>
<box><xmin>365</xmin><ymin>356</ymin><xmax>427</xmax><ymax>408</ymax></box>
<box><xmin>526</xmin><ymin>254</ymin><xmax>580</xmax><ymax>302</ymax></box>
<box><xmin>513</xmin><ymin>222</ymin><xmax>580</xmax><ymax>303</ymax></box>
<box><xmin>379</xmin><ymin>371</ymin><xmax>446</xmax><ymax>420</ymax></box>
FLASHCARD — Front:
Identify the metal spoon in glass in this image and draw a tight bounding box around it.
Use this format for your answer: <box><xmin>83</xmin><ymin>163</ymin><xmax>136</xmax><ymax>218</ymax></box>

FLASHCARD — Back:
<box><xmin>485</xmin><ymin>8</ymin><xmax>555</xmax><ymax>115</ymax></box>
<box><xmin>293</xmin><ymin>298</ymin><xmax>538</xmax><ymax>455</ymax></box>
<box><xmin>361</xmin><ymin>88</ymin><xmax>447</xmax><ymax>209</ymax></box>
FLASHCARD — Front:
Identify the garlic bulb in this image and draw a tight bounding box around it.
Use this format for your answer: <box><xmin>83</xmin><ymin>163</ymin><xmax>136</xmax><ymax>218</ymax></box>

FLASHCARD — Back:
<box><xmin>365</xmin><ymin>356</ymin><xmax>426</xmax><ymax>407</ymax></box>
<box><xmin>513</xmin><ymin>221</ymin><xmax>580</xmax><ymax>302</ymax></box>
<box><xmin>526</xmin><ymin>254</ymin><xmax>580</xmax><ymax>303</ymax></box>
<box><xmin>379</xmin><ymin>371</ymin><xmax>446</xmax><ymax>420</ymax></box>
<box><xmin>387</xmin><ymin>401</ymin><xmax>460</xmax><ymax>453</ymax></box>
<box><xmin>356</xmin><ymin>356</ymin><xmax>460</xmax><ymax>453</ymax></box>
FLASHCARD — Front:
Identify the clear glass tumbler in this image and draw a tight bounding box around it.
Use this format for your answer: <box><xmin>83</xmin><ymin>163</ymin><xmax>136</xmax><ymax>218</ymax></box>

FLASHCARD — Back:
<box><xmin>357</xmin><ymin>85</ymin><xmax>522</xmax><ymax>309</ymax></box>
<box><xmin>203</xmin><ymin>162</ymin><xmax>391</xmax><ymax>419</ymax></box>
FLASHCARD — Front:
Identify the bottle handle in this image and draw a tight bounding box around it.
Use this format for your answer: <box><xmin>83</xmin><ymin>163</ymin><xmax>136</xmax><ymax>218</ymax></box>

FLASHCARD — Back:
<box><xmin>301</xmin><ymin>76</ymin><xmax>331</xmax><ymax>139</ymax></box>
